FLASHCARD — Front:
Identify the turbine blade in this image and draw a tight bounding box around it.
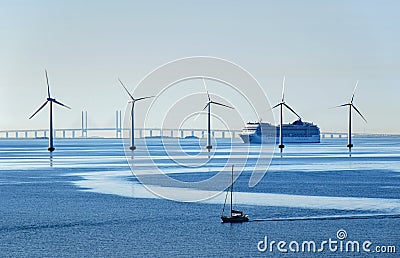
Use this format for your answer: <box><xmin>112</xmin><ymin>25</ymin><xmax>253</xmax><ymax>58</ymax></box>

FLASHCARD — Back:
<box><xmin>283</xmin><ymin>103</ymin><xmax>301</xmax><ymax>119</ymax></box>
<box><xmin>134</xmin><ymin>96</ymin><xmax>155</xmax><ymax>102</ymax></box>
<box><xmin>193</xmin><ymin>111</ymin><xmax>204</xmax><ymax>122</ymax></box>
<box><xmin>206</xmin><ymin>90</ymin><xmax>211</xmax><ymax>102</ymax></box>
<box><xmin>351</xmin><ymin>80</ymin><xmax>359</xmax><ymax>103</ymax></box>
<box><xmin>352</xmin><ymin>104</ymin><xmax>367</xmax><ymax>123</ymax></box>
<box><xmin>282</xmin><ymin>76</ymin><xmax>285</xmax><ymax>102</ymax></box>
<box><xmin>118</xmin><ymin>78</ymin><xmax>135</xmax><ymax>100</ymax></box>
<box><xmin>202</xmin><ymin>103</ymin><xmax>210</xmax><ymax>111</ymax></box>
<box><xmin>211</xmin><ymin>101</ymin><xmax>234</xmax><ymax>109</ymax></box>
<box><xmin>53</xmin><ymin>99</ymin><xmax>71</xmax><ymax>109</ymax></box>
<box><xmin>202</xmin><ymin>78</ymin><xmax>211</xmax><ymax>100</ymax></box>
<box><xmin>29</xmin><ymin>101</ymin><xmax>48</xmax><ymax>119</ymax></box>
<box><xmin>271</xmin><ymin>103</ymin><xmax>281</xmax><ymax>110</ymax></box>
<box><xmin>331</xmin><ymin>103</ymin><xmax>350</xmax><ymax>108</ymax></box>
<box><xmin>45</xmin><ymin>69</ymin><xmax>51</xmax><ymax>98</ymax></box>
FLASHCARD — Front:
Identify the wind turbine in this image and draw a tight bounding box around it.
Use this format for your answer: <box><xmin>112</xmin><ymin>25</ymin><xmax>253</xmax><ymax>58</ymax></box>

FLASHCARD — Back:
<box><xmin>272</xmin><ymin>76</ymin><xmax>301</xmax><ymax>155</ymax></box>
<box><xmin>335</xmin><ymin>80</ymin><xmax>367</xmax><ymax>156</ymax></box>
<box><xmin>201</xmin><ymin>79</ymin><xmax>234</xmax><ymax>150</ymax></box>
<box><xmin>29</xmin><ymin>70</ymin><xmax>71</xmax><ymax>152</ymax></box>
<box><xmin>118</xmin><ymin>79</ymin><xmax>154</xmax><ymax>151</ymax></box>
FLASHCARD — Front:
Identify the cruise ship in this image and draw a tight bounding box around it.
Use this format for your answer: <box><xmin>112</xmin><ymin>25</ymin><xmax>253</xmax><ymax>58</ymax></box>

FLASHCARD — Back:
<box><xmin>239</xmin><ymin>119</ymin><xmax>320</xmax><ymax>144</ymax></box>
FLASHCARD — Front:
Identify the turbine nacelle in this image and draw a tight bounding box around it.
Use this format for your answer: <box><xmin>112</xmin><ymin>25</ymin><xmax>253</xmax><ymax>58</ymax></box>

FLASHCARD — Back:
<box><xmin>203</xmin><ymin>100</ymin><xmax>234</xmax><ymax>111</ymax></box>
<box><xmin>271</xmin><ymin>102</ymin><xmax>301</xmax><ymax>120</ymax></box>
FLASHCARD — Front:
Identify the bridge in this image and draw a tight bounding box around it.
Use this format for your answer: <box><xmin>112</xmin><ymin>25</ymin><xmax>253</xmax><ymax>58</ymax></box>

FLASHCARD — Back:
<box><xmin>0</xmin><ymin>127</ymin><xmax>242</xmax><ymax>139</ymax></box>
<box><xmin>0</xmin><ymin>110</ymin><xmax>243</xmax><ymax>139</ymax></box>
<box><xmin>0</xmin><ymin>127</ymin><xmax>359</xmax><ymax>140</ymax></box>
<box><xmin>1</xmin><ymin>111</ymin><xmax>392</xmax><ymax>140</ymax></box>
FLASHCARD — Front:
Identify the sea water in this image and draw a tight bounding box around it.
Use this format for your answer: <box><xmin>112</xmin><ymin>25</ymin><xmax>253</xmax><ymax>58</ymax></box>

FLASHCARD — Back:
<box><xmin>0</xmin><ymin>137</ymin><xmax>399</xmax><ymax>257</ymax></box>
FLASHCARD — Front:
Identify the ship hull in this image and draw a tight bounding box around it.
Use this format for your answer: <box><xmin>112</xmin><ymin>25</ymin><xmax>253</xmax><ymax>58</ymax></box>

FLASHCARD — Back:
<box><xmin>239</xmin><ymin>120</ymin><xmax>321</xmax><ymax>144</ymax></box>
<box><xmin>239</xmin><ymin>134</ymin><xmax>320</xmax><ymax>144</ymax></box>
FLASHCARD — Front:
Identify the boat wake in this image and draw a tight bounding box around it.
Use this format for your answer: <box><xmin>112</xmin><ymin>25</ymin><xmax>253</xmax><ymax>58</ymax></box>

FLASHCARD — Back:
<box><xmin>252</xmin><ymin>213</ymin><xmax>400</xmax><ymax>222</ymax></box>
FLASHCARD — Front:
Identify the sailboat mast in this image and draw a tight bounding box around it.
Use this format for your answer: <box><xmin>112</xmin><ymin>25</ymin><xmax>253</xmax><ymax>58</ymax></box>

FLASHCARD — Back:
<box><xmin>230</xmin><ymin>165</ymin><xmax>233</xmax><ymax>217</ymax></box>
<box><xmin>221</xmin><ymin>187</ymin><xmax>229</xmax><ymax>217</ymax></box>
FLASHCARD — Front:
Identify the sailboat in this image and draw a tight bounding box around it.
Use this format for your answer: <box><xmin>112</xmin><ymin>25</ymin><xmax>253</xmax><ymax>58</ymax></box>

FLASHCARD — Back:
<box><xmin>221</xmin><ymin>165</ymin><xmax>249</xmax><ymax>223</ymax></box>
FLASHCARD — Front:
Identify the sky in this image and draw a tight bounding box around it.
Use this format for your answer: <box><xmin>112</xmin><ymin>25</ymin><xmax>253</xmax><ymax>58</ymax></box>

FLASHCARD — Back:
<box><xmin>1</xmin><ymin>0</ymin><xmax>399</xmax><ymax>134</ymax></box>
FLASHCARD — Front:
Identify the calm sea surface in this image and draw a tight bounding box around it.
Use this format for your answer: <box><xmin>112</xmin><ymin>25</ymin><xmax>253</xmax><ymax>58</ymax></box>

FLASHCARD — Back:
<box><xmin>0</xmin><ymin>137</ymin><xmax>399</xmax><ymax>257</ymax></box>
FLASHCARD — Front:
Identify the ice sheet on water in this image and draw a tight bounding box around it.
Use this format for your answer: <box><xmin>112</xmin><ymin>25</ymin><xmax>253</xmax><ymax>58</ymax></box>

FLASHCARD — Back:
<box><xmin>2</xmin><ymin>138</ymin><xmax>400</xmax><ymax>213</ymax></box>
<box><xmin>73</xmin><ymin>172</ymin><xmax>400</xmax><ymax>213</ymax></box>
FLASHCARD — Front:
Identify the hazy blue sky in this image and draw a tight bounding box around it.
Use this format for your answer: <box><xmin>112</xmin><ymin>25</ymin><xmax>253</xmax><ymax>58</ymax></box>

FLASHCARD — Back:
<box><xmin>1</xmin><ymin>1</ymin><xmax>399</xmax><ymax>133</ymax></box>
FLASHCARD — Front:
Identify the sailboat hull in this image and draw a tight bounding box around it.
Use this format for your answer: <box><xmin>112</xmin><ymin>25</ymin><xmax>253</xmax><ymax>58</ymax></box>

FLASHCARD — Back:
<box><xmin>221</xmin><ymin>215</ymin><xmax>249</xmax><ymax>223</ymax></box>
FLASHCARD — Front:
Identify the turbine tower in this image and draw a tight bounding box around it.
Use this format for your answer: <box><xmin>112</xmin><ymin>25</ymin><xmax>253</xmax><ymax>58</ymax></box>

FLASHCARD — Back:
<box><xmin>335</xmin><ymin>80</ymin><xmax>367</xmax><ymax>156</ymax></box>
<box><xmin>118</xmin><ymin>79</ymin><xmax>154</xmax><ymax>151</ymax></box>
<box><xmin>29</xmin><ymin>70</ymin><xmax>71</xmax><ymax>152</ymax></box>
<box><xmin>272</xmin><ymin>76</ymin><xmax>301</xmax><ymax>156</ymax></box>
<box><xmin>201</xmin><ymin>79</ymin><xmax>233</xmax><ymax>150</ymax></box>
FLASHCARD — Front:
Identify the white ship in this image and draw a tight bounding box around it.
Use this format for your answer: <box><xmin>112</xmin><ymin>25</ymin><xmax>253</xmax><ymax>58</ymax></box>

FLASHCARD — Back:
<box><xmin>239</xmin><ymin>119</ymin><xmax>320</xmax><ymax>144</ymax></box>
